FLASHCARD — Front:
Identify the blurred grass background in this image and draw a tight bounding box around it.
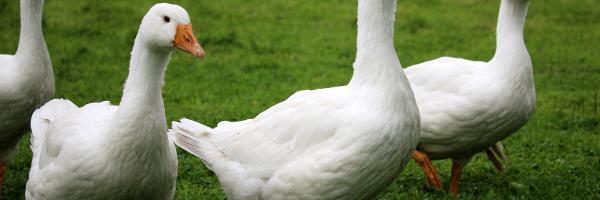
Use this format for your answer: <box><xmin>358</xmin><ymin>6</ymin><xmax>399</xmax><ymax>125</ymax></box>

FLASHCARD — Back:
<box><xmin>0</xmin><ymin>0</ymin><xmax>599</xmax><ymax>199</ymax></box>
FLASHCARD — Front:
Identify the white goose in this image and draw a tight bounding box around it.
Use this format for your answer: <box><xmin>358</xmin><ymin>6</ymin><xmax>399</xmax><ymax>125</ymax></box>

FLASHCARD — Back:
<box><xmin>0</xmin><ymin>0</ymin><xmax>53</xmax><ymax>191</ymax></box>
<box><xmin>406</xmin><ymin>0</ymin><xmax>535</xmax><ymax>194</ymax></box>
<box><xmin>25</xmin><ymin>3</ymin><xmax>204</xmax><ymax>199</ymax></box>
<box><xmin>168</xmin><ymin>0</ymin><xmax>420</xmax><ymax>199</ymax></box>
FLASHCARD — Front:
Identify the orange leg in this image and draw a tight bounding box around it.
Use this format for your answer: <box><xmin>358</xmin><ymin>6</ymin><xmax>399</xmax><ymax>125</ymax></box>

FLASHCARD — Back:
<box><xmin>412</xmin><ymin>150</ymin><xmax>443</xmax><ymax>189</ymax></box>
<box><xmin>449</xmin><ymin>162</ymin><xmax>463</xmax><ymax>195</ymax></box>
<box><xmin>0</xmin><ymin>164</ymin><xmax>6</xmax><ymax>194</ymax></box>
<box><xmin>485</xmin><ymin>148</ymin><xmax>504</xmax><ymax>172</ymax></box>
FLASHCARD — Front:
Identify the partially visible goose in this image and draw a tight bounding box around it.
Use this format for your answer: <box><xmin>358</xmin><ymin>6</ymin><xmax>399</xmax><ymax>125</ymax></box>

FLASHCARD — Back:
<box><xmin>168</xmin><ymin>0</ymin><xmax>420</xmax><ymax>199</ymax></box>
<box><xmin>25</xmin><ymin>3</ymin><xmax>204</xmax><ymax>199</ymax></box>
<box><xmin>406</xmin><ymin>0</ymin><xmax>535</xmax><ymax>194</ymax></box>
<box><xmin>0</xmin><ymin>0</ymin><xmax>53</xmax><ymax>192</ymax></box>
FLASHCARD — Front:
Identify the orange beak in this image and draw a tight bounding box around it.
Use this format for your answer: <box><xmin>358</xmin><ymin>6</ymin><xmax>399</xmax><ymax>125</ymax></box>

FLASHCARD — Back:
<box><xmin>174</xmin><ymin>24</ymin><xmax>205</xmax><ymax>59</ymax></box>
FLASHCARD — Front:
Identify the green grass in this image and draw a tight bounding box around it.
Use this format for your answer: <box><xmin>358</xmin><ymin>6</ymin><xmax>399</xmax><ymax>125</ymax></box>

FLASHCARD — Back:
<box><xmin>1</xmin><ymin>0</ymin><xmax>599</xmax><ymax>199</ymax></box>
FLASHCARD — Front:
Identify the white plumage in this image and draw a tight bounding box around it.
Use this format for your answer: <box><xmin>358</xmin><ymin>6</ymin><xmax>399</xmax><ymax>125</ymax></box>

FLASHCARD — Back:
<box><xmin>406</xmin><ymin>0</ymin><xmax>535</xmax><ymax>193</ymax></box>
<box><xmin>169</xmin><ymin>0</ymin><xmax>420</xmax><ymax>199</ymax></box>
<box><xmin>0</xmin><ymin>0</ymin><xmax>53</xmax><ymax>190</ymax></box>
<box><xmin>409</xmin><ymin>57</ymin><xmax>534</xmax><ymax>157</ymax></box>
<box><xmin>25</xmin><ymin>3</ymin><xmax>204</xmax><ymax>199</ymax></box>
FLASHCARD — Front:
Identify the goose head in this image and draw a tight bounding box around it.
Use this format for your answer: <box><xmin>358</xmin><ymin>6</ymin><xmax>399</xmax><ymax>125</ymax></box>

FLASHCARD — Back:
<box><xmin>138</xmin><ymin>3</ymin><xmax>205</xmax><ymax>58</ymax></box>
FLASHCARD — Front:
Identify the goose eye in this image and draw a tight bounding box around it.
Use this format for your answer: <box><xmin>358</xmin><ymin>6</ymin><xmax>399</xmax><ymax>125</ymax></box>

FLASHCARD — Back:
<box><xmin>163</xmin><ymin>16</ymin><xmax>170</xmax><ymax>23</ymax></box>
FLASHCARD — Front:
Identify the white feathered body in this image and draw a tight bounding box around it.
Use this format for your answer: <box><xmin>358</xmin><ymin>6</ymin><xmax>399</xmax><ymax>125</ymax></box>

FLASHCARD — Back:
<box><xmin>0</xmin><ymin>45</ymin><xmax>54</xmax><ymax>164</ymax></box>
<box><xmin>406</xmin><ymin>57</ymin><xmax>535</xmax><ymax>160</ymax></box>
<box><xmin>171</xmin><ymin>83</ymin><xmax>419</xmax><ymax>199</ymax></box>
<box><xmin>25</xmin><ymin>99</ymin><xmax>177</xmax><ymax>200</ymax></box>
<box><xmin>26</xmin><ymin>99</ymin><xmax>177</xmax><ymax>199</ymax></box>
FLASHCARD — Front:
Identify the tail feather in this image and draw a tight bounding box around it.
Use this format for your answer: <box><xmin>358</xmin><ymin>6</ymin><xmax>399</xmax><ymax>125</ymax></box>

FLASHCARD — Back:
<box><xmin>168</xmin><ymin>118</ymin><xmax>263</xmax><ymax>199</ymax></box>
<box><xmin>168</xmin><ymin>119</ymin><xmax>222</xmax><ymax>169</ymax></box>
<box><xmin>176</xmin><ymin>118</ymin><xmax>212</xmax><ymax>135</ymax></box>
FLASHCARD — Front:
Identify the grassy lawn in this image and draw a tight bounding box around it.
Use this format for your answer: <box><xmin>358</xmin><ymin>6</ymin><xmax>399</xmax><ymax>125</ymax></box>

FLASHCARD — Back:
<box><xmin>1</xmin><ymin>0</ymin><xmax>599</xmax><ymax>199</ymax></box>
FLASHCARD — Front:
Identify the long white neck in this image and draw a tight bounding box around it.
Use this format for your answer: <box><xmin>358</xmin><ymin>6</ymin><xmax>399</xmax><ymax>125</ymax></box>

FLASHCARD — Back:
<box><xmin>349</xmin><ymin>0</ymin><xmax>405</xmax><ymax>87</ymax></box>
<box><xmin>490</xmin><ymin>0</ymin><xmax>531</xmax><ymax>70</ymax></box>
<box><xmin>120</xmin><ymin>41</ymin><xmax>170</xmax><ymax>110</ymax></box>
<box><xmin>14</xmin><ymin>0</ymin><xmax>52</xmax><ymax>83</ymax></box>
<box><xmin>107</xmin><ymin>36</ymin><xmax>172</xmax><ymax>152</ymax></box>
<box><xmin>16</xmin><ymin>0</ymin><xmax>47</xmax><ymax>58</ymax></box>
